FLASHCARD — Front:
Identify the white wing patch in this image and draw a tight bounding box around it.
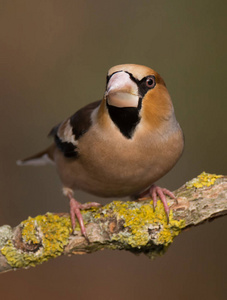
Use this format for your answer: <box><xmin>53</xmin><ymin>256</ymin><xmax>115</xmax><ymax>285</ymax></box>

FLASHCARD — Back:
<box><xmin>58</xmin><ymin>119</ymin><xmax>78</xmax><ymax>146</ymax></box>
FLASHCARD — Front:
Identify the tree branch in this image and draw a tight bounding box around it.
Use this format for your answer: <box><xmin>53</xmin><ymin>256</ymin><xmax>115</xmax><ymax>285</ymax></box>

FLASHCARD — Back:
<box><xmin>0</xmin><ymin>172</ymin><xmax>226</xmax><ymax>273</ymax></box>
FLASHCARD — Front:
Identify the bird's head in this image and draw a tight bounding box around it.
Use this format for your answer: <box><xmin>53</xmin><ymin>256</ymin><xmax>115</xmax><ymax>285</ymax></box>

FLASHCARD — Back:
<box><xmin>102</xmin><ymin>64</ymin><xmax>174</xmax><ymax>138</ymax></box>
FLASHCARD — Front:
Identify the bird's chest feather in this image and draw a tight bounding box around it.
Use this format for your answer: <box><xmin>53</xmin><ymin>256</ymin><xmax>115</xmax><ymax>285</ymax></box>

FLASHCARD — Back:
<box><xmin>80</xmin><ymin>124</ymin><xmax>155</xmax><ymax>174</ymax></box>
<box><xmin>54</xmin><ymin>119</ymin><xmax>183</xmax><ymax>197</ymax></box>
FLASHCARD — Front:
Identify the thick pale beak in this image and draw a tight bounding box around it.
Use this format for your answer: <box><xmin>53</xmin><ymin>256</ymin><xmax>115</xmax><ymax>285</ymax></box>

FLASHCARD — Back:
<box><xmin>106</xmin><ymin>72</ymin><xmax>139</xmax><ymax>108</ymax></box>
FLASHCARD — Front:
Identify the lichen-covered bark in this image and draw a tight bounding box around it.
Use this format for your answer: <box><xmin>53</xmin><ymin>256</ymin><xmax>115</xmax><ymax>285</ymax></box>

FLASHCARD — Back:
<box><xmin>0</xmin><ymin>172</ymin><xmax>226</xmax><ymax>273</ymax></box>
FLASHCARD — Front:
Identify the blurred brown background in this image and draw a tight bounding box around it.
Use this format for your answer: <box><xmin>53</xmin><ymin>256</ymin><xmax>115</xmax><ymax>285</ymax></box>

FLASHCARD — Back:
<box><xmin>0</xmin><ymin>1</ymin><xmax>226</xmax><ymax>299</ymax></box>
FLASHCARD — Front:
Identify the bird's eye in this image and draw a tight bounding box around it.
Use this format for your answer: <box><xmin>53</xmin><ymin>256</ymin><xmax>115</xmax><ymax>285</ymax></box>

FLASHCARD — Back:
<box><xmin>146</xmin><ymin>76</ymin><xmax>155</xmax><ymax>88</ymax></box>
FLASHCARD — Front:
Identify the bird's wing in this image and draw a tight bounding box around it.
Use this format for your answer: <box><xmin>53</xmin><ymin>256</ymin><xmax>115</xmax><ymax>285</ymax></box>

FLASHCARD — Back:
<box><xmin>17</xmin><ymin>100</ymin><xmax>102</xmax><ymax>165</ymax></box>
<box><xmin>49</xmin><ymin>100</ymin><xmax>102</xmax><ymax>158</ymax></box>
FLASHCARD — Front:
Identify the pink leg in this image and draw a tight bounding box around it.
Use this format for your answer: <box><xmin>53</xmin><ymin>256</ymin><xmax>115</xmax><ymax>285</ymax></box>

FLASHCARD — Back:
<box><xmin>68</xmin><ymin>196</ymin><xmax>101</xmax><ymax>240</ymax></box>
<box><xmin>137</xmin><ymin>185</ymin><xmax>176</xmax><ymax>223</ymax></box>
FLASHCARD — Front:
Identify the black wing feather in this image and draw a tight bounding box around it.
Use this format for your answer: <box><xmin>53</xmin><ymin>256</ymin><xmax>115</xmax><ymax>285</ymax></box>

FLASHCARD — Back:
<box><xmin>49</xmin><ymin>100</ymin><xmax>101</xmax><ymax>158</ymax></box>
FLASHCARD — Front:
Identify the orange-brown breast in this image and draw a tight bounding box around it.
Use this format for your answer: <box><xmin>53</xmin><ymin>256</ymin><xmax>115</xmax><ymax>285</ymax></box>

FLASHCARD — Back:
<box><xmin>54</xmin><ymin>101</ymin><xmax>184</xmax><ymax>197</ymax></box>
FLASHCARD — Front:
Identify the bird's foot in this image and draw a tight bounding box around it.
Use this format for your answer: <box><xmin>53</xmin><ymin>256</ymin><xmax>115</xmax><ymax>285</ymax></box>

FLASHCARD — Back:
<box><xmin>69</xmin><ymin>198</ymin><xmax>102</xmax><ymax>240</ymax></box>
<box><xmin>137</xmin><ymin>185</ymin><xmax>176</xmax><ymax>223</ymax></box>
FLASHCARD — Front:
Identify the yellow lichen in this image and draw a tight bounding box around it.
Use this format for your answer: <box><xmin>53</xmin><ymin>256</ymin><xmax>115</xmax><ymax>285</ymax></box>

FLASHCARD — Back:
<box><xmin>186</xmin><ymin>172</ymin><xmax>222</xmax><ymax>189</ymax></box>
<box><xmin>1</xmin><ymin>213</ymin><xmax>71</xmax><ymax>269</ymax></box>
<box><xmin>1</xmin><ymin>200</ymin><xmax>186</xmax><ymax>266</ymax></box>
<box><xmin>94</xmin><ymin>200</ymin><xmax>185</xmax><ymax>248</ymax></box>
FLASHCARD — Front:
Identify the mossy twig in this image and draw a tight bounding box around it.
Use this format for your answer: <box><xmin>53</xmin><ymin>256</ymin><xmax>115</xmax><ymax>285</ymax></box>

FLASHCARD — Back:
<box><xmin>0</xmin><ymin>172</ymin><xmax>226</xmax><ymax>273</ymax></box>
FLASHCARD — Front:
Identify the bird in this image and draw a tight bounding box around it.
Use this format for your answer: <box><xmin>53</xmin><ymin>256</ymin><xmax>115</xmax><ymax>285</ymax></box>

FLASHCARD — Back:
<box><xmin>18</xmin><ymin>64</ymin><xmax>184</xmax><ymax>240</ymax></box>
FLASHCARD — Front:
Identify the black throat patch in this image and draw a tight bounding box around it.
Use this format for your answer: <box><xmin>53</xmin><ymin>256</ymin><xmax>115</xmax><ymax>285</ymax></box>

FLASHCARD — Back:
<box><xmin>107</xmin><ymin>100</ymin><xmax>141</xmax><ymax>139</ymax></box>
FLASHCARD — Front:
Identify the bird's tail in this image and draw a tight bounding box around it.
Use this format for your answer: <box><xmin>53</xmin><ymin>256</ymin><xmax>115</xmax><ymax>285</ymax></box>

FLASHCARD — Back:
<box><xmin>17</xmin><ymin>144</ymin><xmax>55</xmax><ymax>166</ymax></box>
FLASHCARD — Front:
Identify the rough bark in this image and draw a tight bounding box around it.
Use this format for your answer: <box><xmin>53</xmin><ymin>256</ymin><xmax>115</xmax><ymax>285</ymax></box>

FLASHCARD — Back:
<box><xmin>0</xmin><ymin>172</ymin><xmax>226</xmax><ymax>274</ymax></box>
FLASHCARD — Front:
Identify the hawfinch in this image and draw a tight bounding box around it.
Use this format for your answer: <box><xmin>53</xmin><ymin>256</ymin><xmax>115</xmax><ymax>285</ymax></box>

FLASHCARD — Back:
<box><xmin>18</xmin><ymin>64</ymin><xmax>184</xmax><ymax>239</ymax></box>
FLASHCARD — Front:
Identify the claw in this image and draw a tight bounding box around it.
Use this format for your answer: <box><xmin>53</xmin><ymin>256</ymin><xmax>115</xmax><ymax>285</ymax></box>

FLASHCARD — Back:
<box><xmin>69</xmin><ymin>197</ymin><xmax>102</xmax><ymax>239</ymax></box>
<box><xmin>136</xmin><ymin>184</ymin><xmax>176</xmax><ymax>223</ymax></box>
<box><xmin>149</xmin><ymin>185</ymin><xmax>176</xmax><ymax>223</ymax></box>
